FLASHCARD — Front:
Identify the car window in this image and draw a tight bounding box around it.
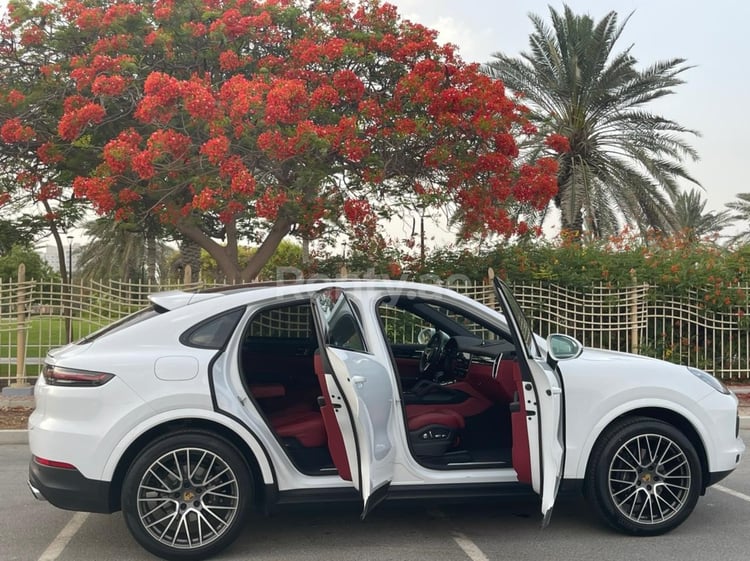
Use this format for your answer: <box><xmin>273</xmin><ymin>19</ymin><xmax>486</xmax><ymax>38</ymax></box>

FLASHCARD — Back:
<box><xmin>495</xmin><ymin>280</ymin><xmax>540</xmax><ymax>359</ymax></box>
<box><xmin>248</xmin><ymin>303</ymin><xmax>313</xmax><ymax>339</ymax></box>
<box><xmin>378</xmin><ymin>304</ymin><xmax>435</xmax><ymax>345</ymax></box>
<box><xmin>378</xmin><ymin>298</ymin><xmax>504</xmax><ymax>344</ymax></box>
<box><xmin>421</xmin><ymin>302</ymin><xmax>499</xmax><ymax>341</ymax></box>
<box><xmin>181</xmin><ymin>307</ymin><xmax>245</xmax><ymax>349</ymax></box>
<box><xmin>77</xmin><ymin>306</ymin><xmax>164</xmax><ymax>344</ymax></box>
<box><xmin>312</xmin><ymin>289</ymin><xmax>367</xmax><ymax>353</ymax></box>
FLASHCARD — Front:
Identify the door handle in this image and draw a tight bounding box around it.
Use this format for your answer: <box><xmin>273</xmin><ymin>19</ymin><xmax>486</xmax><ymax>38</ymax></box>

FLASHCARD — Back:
<box><xmin>351</xmin><ymin>375</ymin><xmax>366</xmax><ymax>386</ymax></box>
<box><xmin>549</xmin><ymin>387</ymin><xmax>562</xmax><ymax>395</ymax></box>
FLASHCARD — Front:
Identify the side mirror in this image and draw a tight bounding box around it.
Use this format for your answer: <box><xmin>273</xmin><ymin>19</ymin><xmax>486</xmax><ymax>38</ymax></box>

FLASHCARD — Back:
<box><xmin>547</xmin><ymin>333</ymin><xmax>583</xmax><ymax>362</ymax></box>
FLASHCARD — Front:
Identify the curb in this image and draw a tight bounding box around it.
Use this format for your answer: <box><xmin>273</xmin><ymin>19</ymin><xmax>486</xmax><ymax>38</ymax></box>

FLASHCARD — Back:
<box><xmin>0</xmin><ymin>430</ymin><xmax>30</xmax><ymax>445</ymax></box>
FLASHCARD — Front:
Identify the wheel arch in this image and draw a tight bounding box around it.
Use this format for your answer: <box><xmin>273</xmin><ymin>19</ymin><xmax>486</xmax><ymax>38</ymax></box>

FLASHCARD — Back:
<box><xmin>108</xmin><ymin>417</ymin><xmax>273</xmax><ymax>512</ymax></box>
<box><xmin>583</xmin><ymin>407</ymin><xmax>709</xmax><ymax>493</ymax></box>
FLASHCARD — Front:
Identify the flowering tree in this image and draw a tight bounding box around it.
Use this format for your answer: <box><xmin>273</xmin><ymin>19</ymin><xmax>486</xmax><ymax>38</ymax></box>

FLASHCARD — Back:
<box><xmin>1</xmin><ymin>0</ymin><xmax>560</xmax><ymax>282</ymax></box>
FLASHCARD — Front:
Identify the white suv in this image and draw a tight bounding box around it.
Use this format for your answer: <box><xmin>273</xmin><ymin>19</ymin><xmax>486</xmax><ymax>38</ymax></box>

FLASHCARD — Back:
<box><xmin>28</xmin><ymin>280</ymin><xmax>744</xmax><ymax>560</ymax></box>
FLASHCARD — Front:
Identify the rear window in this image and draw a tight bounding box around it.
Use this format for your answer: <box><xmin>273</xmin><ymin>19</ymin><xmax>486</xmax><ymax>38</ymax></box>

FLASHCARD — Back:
<box><xmin>77</xmin><ymin>306</ymin><xmax>164</xmax><ymax>344</ymax></box>
<box><xmin>181</xmin><ymin>308</ymin><xmax>245</xmax><ymax>349</ymax></box>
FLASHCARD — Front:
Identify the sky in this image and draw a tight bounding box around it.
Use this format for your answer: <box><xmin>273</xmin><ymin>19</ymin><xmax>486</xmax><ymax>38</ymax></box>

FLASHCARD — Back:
<box><xmin>388</xmin><ymin>0</ymin><xmax>749</xmax><ymax>224</ymax></box>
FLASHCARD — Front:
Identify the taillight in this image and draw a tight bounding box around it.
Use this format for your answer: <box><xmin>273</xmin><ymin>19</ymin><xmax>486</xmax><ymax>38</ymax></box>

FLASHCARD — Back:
<box><xmin>43</xmin><ymin>364</ymin><xmax>114</xmax><ymax>387</ymax></box>
<box><xmin>33</xmin><ymin>456</ymin><xmax>76</xmax><ymax>470</ymax></box>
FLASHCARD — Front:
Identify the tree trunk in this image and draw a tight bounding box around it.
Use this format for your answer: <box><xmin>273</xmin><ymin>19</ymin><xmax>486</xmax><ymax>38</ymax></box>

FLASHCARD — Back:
<box><xmin>178</xmin><ymin>238</ymin><xmax>202</xmax><ymax>283</ymax></box>
<box><xmin>240</xmin><ymin>216</ymin><xmax>294</xmax><ymax>282</ymax></box>
<box><xmin>146</xmin><ymin>232</ymin><xmax>157</xmax><ymax>285</ymax></box>
<box><xmin>554</xmin><ymin>175</ymin><xmax>584</xmax><ymax>239</ymax></box>
<box><xmin>42</xmin><ymin>200</ymin><xmax>68</xmax><ymax>283</ymax></box>
<box><xmin>175</xmin><ymin>216</ymin><xmax>293</xmax><ymax>284</ymax></box>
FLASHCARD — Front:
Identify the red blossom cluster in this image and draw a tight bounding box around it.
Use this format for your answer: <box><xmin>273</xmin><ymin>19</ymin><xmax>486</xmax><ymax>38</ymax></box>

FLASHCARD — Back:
<box><xmin>545</xmin><ymin>133</ymin><xmax>571</xmax><ymax>153</ymax></box>
<box><xmin>0</xmin><ymin>0</ymin><xmax>562</xmax><ymax>281</ymax></box>
<box><xmin>0</xmin><ymin>117</ymin><xmax>35</xmax><ymax>143</ymax></box>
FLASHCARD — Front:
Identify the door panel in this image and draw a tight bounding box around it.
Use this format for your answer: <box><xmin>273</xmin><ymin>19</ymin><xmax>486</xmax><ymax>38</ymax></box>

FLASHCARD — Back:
<box><xmin>311</xmin><ymin>289</ymin><xmax>396</xmax><ymax>517</ymax></box>
<box><xmin>326</xmin><ymin>347</ymin><xmax>394</xmax><ymax>516</ymax></box>
<box><xmin>493</xmin><ymin>278</ymin><xmax>565</xmax><ymax>523</ymax></box>
<box><xmin>313</xmin><ymin>353</ymin><xmax>352</xmax><ymax>481</ymax></box>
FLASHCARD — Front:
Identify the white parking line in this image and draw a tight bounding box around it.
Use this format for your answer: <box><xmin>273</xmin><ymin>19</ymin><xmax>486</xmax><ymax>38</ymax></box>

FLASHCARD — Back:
<box><xmin>37</xmin><ymin>512</ymin><xmax>89</xmax><ymax>561</ymax></box>
<box><xmin>429</xmin><ymin>509</ymin><xmax>491</xmax><ymax>561</ymax></box>
<box><xmin>452</xmin><ymin>531</ymin><xmax>491</xmax><ymax>561</ymax></box>
<box><xmin>714</xmin><ymin>484</ymin><xmax>750</xmax><ymax>503</ymax></box>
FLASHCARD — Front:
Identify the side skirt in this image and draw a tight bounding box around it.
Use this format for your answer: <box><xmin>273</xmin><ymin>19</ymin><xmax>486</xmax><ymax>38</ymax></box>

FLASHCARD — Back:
<box><xmin>273</xmin><ymin>481</ymin><xmax>537</xmax><ymax>507</ymax></box>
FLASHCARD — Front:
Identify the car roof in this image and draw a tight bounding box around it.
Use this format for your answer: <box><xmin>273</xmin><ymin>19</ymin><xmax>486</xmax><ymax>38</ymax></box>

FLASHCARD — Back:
<box><xmin>149</xmin><ymin>279</ymin><xmax>473</xmax><ymax>312</ymax></box>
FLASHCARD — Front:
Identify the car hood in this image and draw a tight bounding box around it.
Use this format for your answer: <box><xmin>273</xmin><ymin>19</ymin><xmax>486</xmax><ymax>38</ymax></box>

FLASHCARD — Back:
<box><xmin>559</xmin><ymin>345</ymin><xmax>690</xmax><ymax>377</ymax></box>
<box><xmin>575</xmin><ymin>346</ymin><xmax>664</xmax><ymax>364</ymax></box>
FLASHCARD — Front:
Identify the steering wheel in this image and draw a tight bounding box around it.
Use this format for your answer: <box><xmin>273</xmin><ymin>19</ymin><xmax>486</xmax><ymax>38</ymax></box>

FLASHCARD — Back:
<box><xmin>419</xmin><ymin>331</ymin><xmax>445</xmax><ymax>376</ymax></box>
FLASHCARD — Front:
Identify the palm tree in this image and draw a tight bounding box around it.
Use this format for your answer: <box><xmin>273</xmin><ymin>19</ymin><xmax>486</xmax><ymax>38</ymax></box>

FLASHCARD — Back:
<box><xmin>673</xmin><ymin>190</ymin><xmax>734</xmax><ymax>242</ymax></box>
<box><xmin>77</xmin><ymin>217</ymin><xmax>175</xmax><ymax>283</ymax></box>
<box><xmin>483</xmin><ymin>5</ymin><xmax>699</xmax><ymax>238</ymax></box>
<box><xmin>726</xmin><ymin>193</ymin><xmax>750</xmax><ymax>245</ymax></box>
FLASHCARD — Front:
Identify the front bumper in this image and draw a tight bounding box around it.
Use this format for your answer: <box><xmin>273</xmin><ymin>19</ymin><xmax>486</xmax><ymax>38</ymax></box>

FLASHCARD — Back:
<box><xmin>28</xmin><ymin>457</ymin><xmax>115</xmax><ymax>513</ymax></box>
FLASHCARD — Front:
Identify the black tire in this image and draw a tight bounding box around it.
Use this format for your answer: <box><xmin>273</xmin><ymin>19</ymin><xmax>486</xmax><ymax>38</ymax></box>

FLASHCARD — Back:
<box><xmin>585</xmin><ymin>416</ymin><xmax>701</xmax><ymax>536</ymax></box>
<box><xmin>121</xmin><ymin>430</ymin><xmax>252</xmax><ymax>561</ymax></box>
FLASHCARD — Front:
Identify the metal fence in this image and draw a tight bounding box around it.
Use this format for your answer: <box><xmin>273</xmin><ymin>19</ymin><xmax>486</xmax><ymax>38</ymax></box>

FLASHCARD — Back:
<box><xmin>1</xmin><ymin>269</ymin><xmax>748</xmax><ymax>387</ymax></box>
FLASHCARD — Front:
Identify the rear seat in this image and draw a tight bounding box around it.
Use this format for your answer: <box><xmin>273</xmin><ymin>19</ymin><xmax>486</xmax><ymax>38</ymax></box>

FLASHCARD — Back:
<box><xmin>249</xmin><ymin>383</ymin><xmax>327</xmax><ymax>448</ymax></box>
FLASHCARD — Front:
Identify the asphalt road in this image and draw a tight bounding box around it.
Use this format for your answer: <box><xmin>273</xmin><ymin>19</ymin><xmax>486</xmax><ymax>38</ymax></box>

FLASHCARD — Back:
<box><xmin>2</xmin><ymin>432</ymin><xmax>749</xmax><ymax>561</ymax></box>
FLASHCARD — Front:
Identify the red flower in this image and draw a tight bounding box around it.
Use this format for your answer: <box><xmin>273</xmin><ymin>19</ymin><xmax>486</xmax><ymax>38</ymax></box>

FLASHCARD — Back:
<box><xmin>219</xmin><ymin>50</ymin><xmax>243</xmax><ymax>71</ymax></box>
<box><xmin>200</xmin><ymin>136</ymin><xmax>231</xmax><ymax>165</ymax></box>
<box><xmin>0</xmin><ymin>118</ymin><xmax>35</xmax><ymax>143</ymax></box>
<box><xmin>91</xmin><ymin>75</ymin><xmax>129</xmax><ymax>96</ymax></box>
<box><xmin>545</xmin><ymin>133</ymin><xmax>571</xmax><ymax>154</ymax></box>
<box><xmin>343</xmin><ymin>198</ymin><xmax>371</xmax><ymax>224</ymax></box>
<box><xmin>6</xmin><ymin>90</ymin><xmax>25</xmax><ymax>107</ymax></box>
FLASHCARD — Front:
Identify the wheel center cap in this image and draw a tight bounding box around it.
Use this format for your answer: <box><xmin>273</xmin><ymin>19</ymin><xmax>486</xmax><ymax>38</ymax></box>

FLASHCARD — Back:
<box><xmin>641</xmin><ymin>473</ymin><xmax>652</xmax><ymax>483</ymax></box>
<box><xmin>183</xmin><ymin>490</ymin><xmax>195</xmax><ymax>501</ymax></box>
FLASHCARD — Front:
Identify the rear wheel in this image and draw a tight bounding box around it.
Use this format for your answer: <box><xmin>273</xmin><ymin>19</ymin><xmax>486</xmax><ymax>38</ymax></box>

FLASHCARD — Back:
<box><xmin>122</xmin><ymin>431</ymin><xmax>251</xmax><ymax>561</ymax></box>
<box><xmin>585</xmin><ymin>417</ymin><xmax>701</xmax><ymax>535</ymax></box>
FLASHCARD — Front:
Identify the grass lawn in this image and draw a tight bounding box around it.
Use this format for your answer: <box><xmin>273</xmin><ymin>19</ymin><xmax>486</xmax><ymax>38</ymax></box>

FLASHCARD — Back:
<box><xmin>0</xmin><ymin>316</ymin><xmax>107</xmax><ymax>381</ymax></box>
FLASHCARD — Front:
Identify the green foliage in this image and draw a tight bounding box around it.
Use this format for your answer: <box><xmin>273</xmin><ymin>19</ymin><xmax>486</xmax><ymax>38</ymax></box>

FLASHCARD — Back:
<box><xmin>310</xmin><ymin>230</ymin><xmax>750</xmax><ymax>315</ymax></box>
<box><xmin>0</xmin><ymin>244</ymin><xmax>56</xmax><ymax>280</ymax></box>
<box><xmin>0</xmin><ymin>217</ymin><xmax>46</xmax><ymax>254</ymax></box>
<box><xmin>200</xmin><ymin>240</ymin><xmax>303</xmax><ymax>282</ymax></box>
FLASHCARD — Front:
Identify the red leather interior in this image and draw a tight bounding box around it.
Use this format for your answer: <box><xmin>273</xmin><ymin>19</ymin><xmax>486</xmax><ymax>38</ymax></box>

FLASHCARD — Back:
<box><xmin>394</xmin><ymin>357</ymin><xmax>421</xmax><ymax>380</ymax></box>
<box><xmin>314</xmin><ymin>353</ymin><xmax>353</xmax><ymax>481</ymax></box>
<box><xmin>268</xmin><ymin>408</ymin><xmax>326</xmax><ymax>448</ymax></box>
<box><xmin>509</xmin><ymin>364</ymin><xmax>532</xmax><ymax>484</ymax></box>
<box><xmin>249</xmin><ymin>384</ymin><xmax>285</xmax><ymax>399</ymax></box>
<box><xmin>404</xmin><ymin>381</ymin><xmax>492</xmax><ymax>419</ymax></box>
<box><xmin>465</xmin><ymin>361</ymin><xmax>516</xmax><ymax>403</ymax></box>
<box><xmin>406</xmin><ymin>408</ymin><xmax>464</xmax><ymax>431</ymax></box>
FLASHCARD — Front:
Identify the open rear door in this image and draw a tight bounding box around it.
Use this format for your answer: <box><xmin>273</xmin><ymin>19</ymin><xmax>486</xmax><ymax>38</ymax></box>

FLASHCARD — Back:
<box><xmin>493</xmin><ymin>278</ymin><xmax>565</xmax><ymax>525</ymax></box>
<box><xmin>311</xmin><ymin>288</ymin><xmax>396</xmax><ymax>518</ymax></box>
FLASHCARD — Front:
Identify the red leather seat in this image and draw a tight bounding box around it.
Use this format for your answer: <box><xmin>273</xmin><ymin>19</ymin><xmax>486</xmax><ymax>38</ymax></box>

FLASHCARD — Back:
<box><xmin>405</xmin><ymin>407</ymin><xmax>465</xmax><ymax>431</ymax></box>
<box><xmin>270</xmin><ymin>353</ymin><xmax>467</xmax><ymax>454</ymax></box>
<box><xmin>268</xmin><ymin>408</ymin><xmax>326</xmax><ymax>448</ymax></box>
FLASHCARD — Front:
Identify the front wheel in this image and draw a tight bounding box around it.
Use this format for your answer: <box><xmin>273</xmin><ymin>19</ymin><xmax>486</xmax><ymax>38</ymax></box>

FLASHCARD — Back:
<box><xmin>121</xmin><ymin>431</ymin><xmax>252</xmax><ymax>561</ymax></box>
<box><xmin>585</xmin><ymin>417</ymin><xmax>701</xmax><ymax>535</ymax></box>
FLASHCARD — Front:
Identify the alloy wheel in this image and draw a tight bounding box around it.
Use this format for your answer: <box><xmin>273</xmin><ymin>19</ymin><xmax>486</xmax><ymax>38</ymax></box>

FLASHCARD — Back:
<box><xmin>136</xmin><ymin>447</ymin><xmax>241</xmax><ymax>549</ymax></box>
<box><xmin>607</xmin><ymin>433</ymin><xmax>691</xmax><ymax>525</ymax></box>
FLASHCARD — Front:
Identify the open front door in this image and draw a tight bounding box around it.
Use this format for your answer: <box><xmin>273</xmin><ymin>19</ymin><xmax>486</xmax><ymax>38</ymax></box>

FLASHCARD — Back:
<box><xmin>311</xmin><ymin>288</ymin><xmax>396</xmax><ymax>518</ymax></box>
<box><xmin>493</xmin><ymin>278</ymin><xmax>565</xmax><ymax>525</ymax></box>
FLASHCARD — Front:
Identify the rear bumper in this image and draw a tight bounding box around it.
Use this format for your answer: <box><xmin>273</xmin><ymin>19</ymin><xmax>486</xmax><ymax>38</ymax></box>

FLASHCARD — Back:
<box><xmin>28</xmin><ymin>457</ymin><xmax>115</xmax><ymax>514</ymax></box>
